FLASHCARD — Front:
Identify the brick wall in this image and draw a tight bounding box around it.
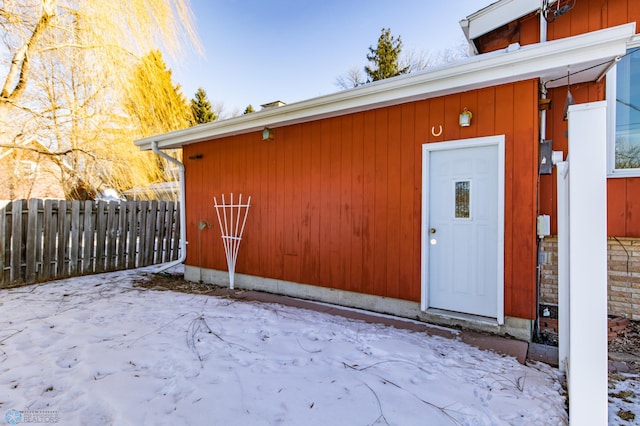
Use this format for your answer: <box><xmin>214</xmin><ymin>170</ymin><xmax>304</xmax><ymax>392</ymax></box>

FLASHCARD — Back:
<box><xmin>539</xmin><ymin>237</ymin><xmax>640</xmax><ymax>320</ymax></box>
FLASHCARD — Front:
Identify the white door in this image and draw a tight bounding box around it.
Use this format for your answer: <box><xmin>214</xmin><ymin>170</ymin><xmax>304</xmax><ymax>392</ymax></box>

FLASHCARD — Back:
<box><xmin>422</xmin><ymin>136</ymin><xmax>504</xmax><ymax>320</ymax></box>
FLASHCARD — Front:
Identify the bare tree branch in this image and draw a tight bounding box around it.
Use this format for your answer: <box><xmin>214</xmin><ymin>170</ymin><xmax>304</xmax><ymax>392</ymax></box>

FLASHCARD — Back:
<box><xmin>0</xmin><ymin>143</ymin><xmax>97</xmax><ymax>159</ymax></box>
<box><xmin>1</xmin><ymin>0</ymin><xmax>57</xmax><ymax>102</ymax></box>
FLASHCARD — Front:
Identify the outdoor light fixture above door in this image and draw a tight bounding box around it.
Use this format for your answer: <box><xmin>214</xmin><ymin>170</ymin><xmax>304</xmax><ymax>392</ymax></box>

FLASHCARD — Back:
<box><xmin>262</xmin><ymin>127</ymin><xmax>274</xmax><ymax>140</ymax></box>
<box><xmin>459</xmin><ymin>108</ymin><xmax>473</xmax><ymax>127</ymax></box>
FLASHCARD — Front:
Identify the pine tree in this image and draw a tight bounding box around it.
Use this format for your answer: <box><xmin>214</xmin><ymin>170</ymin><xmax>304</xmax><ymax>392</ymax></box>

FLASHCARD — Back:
<box><xmin>190</xmin><ymin>87</ymin><xmax>217</xmax><ymax>125</ymax></box>
<box><xmin>364</xmin><ymin>28</ymin><xmax>409</xmax><ymax>82</ymax></box>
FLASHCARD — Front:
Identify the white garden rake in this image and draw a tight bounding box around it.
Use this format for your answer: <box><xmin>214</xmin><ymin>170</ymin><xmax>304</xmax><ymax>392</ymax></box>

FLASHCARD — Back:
<box><xmin>213</xmin><ymin>193</ymin><xmax>251</xmax><ymax>289</ymax></box>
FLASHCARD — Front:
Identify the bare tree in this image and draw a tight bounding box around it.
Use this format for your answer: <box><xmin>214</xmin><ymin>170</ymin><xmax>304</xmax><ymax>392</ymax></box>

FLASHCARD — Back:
<box><xmin>0</xmin><ymin>0</ymin><xmax>201</xmax><ymax>199</ymax></box>
<box><xmin>336</xmin><ymin>38</ymin><xmax>470</xmax><ymax>90</ymax></box>
<box><xmin>335</xmin><ymin>65</ymin><xmax>366</xmax><ymax>90</ymax></box>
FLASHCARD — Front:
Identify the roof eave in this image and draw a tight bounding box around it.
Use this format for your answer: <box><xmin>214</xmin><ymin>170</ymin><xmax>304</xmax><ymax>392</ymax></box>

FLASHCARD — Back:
<box><xmin>136</xmin><ymin>23</ymin><xmax>635</xmax><ymax>151</ymax></box>
<box><xmin>461</xmin><ymin>0</ymin><xmax>541</xmax><ymax>41</ymax></box>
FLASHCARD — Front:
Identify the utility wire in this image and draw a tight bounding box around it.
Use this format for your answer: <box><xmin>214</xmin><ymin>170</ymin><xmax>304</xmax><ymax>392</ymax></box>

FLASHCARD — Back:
<box><xmin>543</xmin><ymin>46</ymin><xmax>640</xmax><ymax>89</ymax></box>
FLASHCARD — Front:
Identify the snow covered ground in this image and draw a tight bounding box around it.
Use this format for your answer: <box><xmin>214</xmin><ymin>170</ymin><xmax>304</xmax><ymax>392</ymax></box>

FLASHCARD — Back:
<box><xmin>609</xmin><ymin>373</ymin><xmax>640</xmax><ymax>425</ymax></box>
<box><xmin>0</xmin><ymin>268</ymin><xmax>570</xmax><ymax>425</ymax></box>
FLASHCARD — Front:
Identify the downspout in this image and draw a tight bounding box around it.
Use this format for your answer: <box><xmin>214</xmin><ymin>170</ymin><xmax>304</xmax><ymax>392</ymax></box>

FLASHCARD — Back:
<box><xmin>151</xmin><ymin>141</ymin><xmax>187</xmax><ymax>273</ymax></box>
<box><xmin>540</xmin><ymin>2</ymin><xmax>548</xmax><ymax>136</ymax></box>
<box><xmin>536</xmin><ymin>3</ymin><xmax>549</xmax><ymax>340</ymax></box>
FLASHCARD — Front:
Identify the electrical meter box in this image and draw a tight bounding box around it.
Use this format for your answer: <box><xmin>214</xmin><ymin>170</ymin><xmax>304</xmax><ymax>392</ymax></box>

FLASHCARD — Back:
<box><xmin>539</xmin><ymin>140</ymin><xmax>553</xmax><ymax>175</ymax></box>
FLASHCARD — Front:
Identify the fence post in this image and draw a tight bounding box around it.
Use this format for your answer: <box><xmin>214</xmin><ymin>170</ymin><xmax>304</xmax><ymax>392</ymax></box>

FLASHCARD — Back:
<box><xmin>56</xmin><ymin>200</ymin><xmax>68</xmax><ymax>278</ymax></box>
<box><xmin>34</xmin><ymin>199</ymin><xmax>44</xmax><ymax>281</ymax></box>
<box><xmin>69</xmin><ymin>201</ymin><xmax>81</xmax><ymax>275</ymax></box>
<box><xmin>173</xmin><ymin>203</ymin><xmax>181</xmax><ymax>261</ymax></box>
<box><xmin>126</xmin><ymin>201</ymin><xmax>137</xmax><ymax>269</ymax></box>
<box><xmin>116</xmin><ymin>201</ymin><xmax>127</xmax><ymax>269</ymax></box>
<box><xmin>10</xmin><ymin>200</ymin><xmax>23</xmax><ymax>282</ymax></box>
<box><xmin>155</xmin><ymin>201</ymin><xmax>167</xmax><ymax>264</ymax></box>
<box><xmin>106</xmin><ymin>201</ymin><xmax>117</xmax><ymax>271</ymax></box>
<box><xmin>95</xmin><ymin>200</ymin><xmax>107</xmax><ymax>272</ymax></box>
<box><xmin>0</xmin><ymin>201</ymin><xmax>7</xmax><ymax>285</ymax></box>
<box><xmin>81</xmin><ymin>200</ymin><xmax>93</xmax><ymax>274</ymax></box>
<box><xmin>144</xmin><ymin>200</ymin><xmax>157</xmax><ymax>266</ymax></box>
<box><xmin>25</xmin><ymin>198</ymin><xmax>40</xmax><ymax>282</ymax></box>
<box><xmin>42</xmin><ymin>200</ymin><xmax>56</xmax><ymax>281</ymax></box>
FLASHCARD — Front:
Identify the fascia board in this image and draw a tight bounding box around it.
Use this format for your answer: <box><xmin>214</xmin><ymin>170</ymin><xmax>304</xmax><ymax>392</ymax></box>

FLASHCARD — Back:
<box><xmin>136</xmin><ymin>23</ymin><xmax>635</xmax><ymax>151</ymax></box>
<box><xmin>463</xmin><ymin>0</ymin><xmax>540</xmax><ymax>40</ymax></box>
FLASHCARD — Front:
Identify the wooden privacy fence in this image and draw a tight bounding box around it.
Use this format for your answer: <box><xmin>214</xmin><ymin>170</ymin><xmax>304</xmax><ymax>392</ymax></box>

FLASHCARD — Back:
<box><xmin>0</xmin><ymin>199</ymin><xmax>181</xmax><ymax>286</ymax></box>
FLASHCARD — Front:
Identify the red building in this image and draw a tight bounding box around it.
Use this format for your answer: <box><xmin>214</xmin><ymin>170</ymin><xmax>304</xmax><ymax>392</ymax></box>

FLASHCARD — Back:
<box><xmin>136</xmin><ymin>0</ymin><xmax>638</xmax><ymax>341</ymax></box>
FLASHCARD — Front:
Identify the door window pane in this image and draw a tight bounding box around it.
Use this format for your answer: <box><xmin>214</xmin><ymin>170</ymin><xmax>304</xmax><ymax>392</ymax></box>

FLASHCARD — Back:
<box><xmin>615</xmin><ymin>48</ymin><xmax>640</xmax><ymax>169</ymax></box>
<box><xmin>454</xmin><ymin>180</ymin><xmax>471</xmax><ymax>219</ymax></box>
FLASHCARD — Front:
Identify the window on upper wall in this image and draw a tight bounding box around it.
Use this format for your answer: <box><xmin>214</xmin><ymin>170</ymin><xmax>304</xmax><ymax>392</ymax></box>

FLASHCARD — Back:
<box><xmin>608</xmin><ymin>43</ymin><xmax>640</xmax><ymax>177</ymax></box>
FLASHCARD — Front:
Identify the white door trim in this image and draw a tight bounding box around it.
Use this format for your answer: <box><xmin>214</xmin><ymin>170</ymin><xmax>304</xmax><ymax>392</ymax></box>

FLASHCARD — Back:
<box><xmin>421</xmin><ymin>135</ymin><xmax>505</xmax><ymax>325</ymax></box>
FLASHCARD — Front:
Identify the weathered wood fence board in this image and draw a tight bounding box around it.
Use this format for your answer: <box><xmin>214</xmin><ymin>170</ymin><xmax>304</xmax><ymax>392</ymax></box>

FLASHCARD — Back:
<box><xmin>0</xmin><ymin>199</ymin><xmax>181</xmax><ymax>287</ymax></box>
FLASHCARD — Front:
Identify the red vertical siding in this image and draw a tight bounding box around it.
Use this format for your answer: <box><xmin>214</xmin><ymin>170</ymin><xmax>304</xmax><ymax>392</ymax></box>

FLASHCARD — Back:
<box><xmin>350</xmin><ymin>113</ymin><xmax>365</xmax><ymax>294</ymax></box>
<box><xmin>329</xmin><ymin>117</ymin><xmax>343</xmax><ymax>288</ymax></box>
<box><xmin>515</xmin><ymin>0</ymin><xmax>640</xmax><ymax>238</ymax></box>
<box><xmin>608</xmin><ymin>178</ymin><xmax>640</xmax><ymax>236</ymax></box>
<box><xmin>494</xmin><ymin>85</ymin><xmax>515</xmax><ymax>318</ymax></box>
<box><xmin>540</xmin><ymin>0</ymin><xmax>639</xmax><ymax>40</ymax></box>
<box><xmin>539</xmin><ymin>79</ymin><xmax>640</xmax><ymax>238</ymax></box>
<box><xmin>412</xmin><ymin>101</ymin><xmax>429</xmax><ymax>295</ymax></box>
<box><xmin>518</xmin><ymin>13</ymin><xmax>540</xmax><ymax>46</ymax></box>
<box><xmin>399</xmin><ymin>103</ymin><xmax>417</xmax><ymax>301</ymax></box>
<box><xmin>386</xmin><ymin>106</ymin><xmax>402</xmax><ymax>299</ymax></box>
<box><xmin>307</xmin><ymin>121</ymin><xmax>322</xmax><ymax>284</ymax></box>
<box><xmin>373</xmin><ymin>108</ymin><xmax>389</xmax><ymax>296</ymax></box>
<box><xmin>184</xmin><ymin>80</ymin><xmax>539</xmax><ymax>320</ymax></box>
<box><xmin>608</xmin><ymin>179</ymin><xmax>627</xmax><ymax>236</ymax></box>
<box><xmin>627</xmin><ymin>178</ymin><xmax>640</xmax><ymax>235</ymax></box>
<box><xmin>362</xmin><ymin>111</ymin><xmax>376</xmax><ymax>293</ymax></box>
<box><xmin>512</xmin><ymin>82</ymin><xmax>539</xmax><ymax>320</ymax></box>
<box><xmin>340</xmin><ymin>116</ymin><xmax>354</xmax><ymax>292</ymax></box>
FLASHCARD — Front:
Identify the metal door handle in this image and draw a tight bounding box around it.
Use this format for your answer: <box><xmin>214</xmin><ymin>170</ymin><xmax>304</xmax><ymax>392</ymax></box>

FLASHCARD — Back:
<box><xmin>430</xmin><ymin>228</ymin><xmax>436</xmax><ymax>234</ymax></box>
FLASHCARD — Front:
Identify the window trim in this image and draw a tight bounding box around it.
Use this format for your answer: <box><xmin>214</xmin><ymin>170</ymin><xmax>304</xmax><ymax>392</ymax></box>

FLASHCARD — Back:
<box><xmin>607</xmin><ymin>35</ymin><xmax>640</xmax><ymax>178</ymax></box>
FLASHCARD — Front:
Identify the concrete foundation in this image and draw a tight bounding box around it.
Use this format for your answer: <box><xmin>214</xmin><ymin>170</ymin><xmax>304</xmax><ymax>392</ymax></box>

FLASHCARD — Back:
<box><xmin>186</xmin><ymin>265</ymin><xmax>533</xmax><ymax>341</ymax></box>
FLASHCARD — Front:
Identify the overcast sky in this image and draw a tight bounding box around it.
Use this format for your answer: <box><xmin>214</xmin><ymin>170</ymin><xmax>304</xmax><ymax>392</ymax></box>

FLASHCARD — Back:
<box><xmin>169</xmin><ymin>0</ymin><xmax>497</xmax><ymax>115</ymax></box>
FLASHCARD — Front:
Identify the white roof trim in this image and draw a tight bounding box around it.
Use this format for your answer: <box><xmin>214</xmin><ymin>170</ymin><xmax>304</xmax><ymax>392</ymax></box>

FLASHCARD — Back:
<box><xmin>136</xmin><ymin>23</ymin><xmax>635</xmax><ymax>151</ymax></box>
<box><xmin>460</xmin><ymin>0</ymin><xmax>540</xmax><ymax>41</ymax></box>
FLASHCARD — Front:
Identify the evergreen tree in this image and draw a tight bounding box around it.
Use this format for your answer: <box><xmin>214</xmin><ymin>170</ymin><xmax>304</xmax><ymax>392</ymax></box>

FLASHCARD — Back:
<box><xmin>190</xmin><ymin>87</ymin><xmax>217</xmax><ymax>124</ymax></box>
<box><xmin>126</xmin><ymin>50</ymin><xmax>190</xmax><ymax>186</ymax></box>
<box><xmin>243</xmin><ymin>104</ymin><xmax>255</xmax><ymax>114</ymax></box>
<box><xmin>127</xmin><ymin>50</ymin><xmax>191</xmax><ymax>136</ymax></box>
<box><xmin>364</xmin><ymin>28</ymin><xmax>409</xmax><ymax>82</ymax></box>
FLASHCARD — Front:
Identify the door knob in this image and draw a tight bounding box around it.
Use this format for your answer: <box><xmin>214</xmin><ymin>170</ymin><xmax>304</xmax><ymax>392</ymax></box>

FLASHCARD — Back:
<box><xmin>430</xmin><ymin>228</ymin><xmax>436</xmax><ymax>234</ymax></box>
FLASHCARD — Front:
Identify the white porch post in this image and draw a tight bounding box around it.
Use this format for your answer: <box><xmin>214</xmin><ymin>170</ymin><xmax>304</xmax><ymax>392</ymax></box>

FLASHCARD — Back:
<box><xmin>566</xmin><ymin>101</ymin><xmax>608</xmax><ymax>426</ymax></box>
<box><xmin>554</xmin><ymin>158</ymin><xmax>569</xmax><ymax>374</ymax></box>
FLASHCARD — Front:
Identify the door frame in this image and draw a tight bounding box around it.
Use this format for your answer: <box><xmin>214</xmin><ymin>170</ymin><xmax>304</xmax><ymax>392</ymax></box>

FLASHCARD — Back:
<box><xmin>421</xmin><ymin>135</ymin><xmax>505</xmax><ymax>325</ymax></box>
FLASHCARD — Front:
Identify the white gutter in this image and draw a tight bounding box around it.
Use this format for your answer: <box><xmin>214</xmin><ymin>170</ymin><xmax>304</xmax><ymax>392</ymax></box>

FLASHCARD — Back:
<box><xmin>135</xmin><ymin>23</ymin><xmax>634</xmax><ymax>151</ymax></box>
<box><xmin>151</xmin><ymin>141</ymin><xmax>187</xmax><ymax>272</ymax></box>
